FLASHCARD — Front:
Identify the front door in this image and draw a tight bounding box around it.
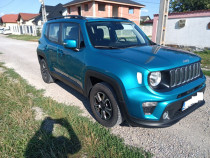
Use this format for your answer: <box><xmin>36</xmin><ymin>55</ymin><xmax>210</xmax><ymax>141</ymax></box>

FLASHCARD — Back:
<box><xmin>78</xmin><ymin>6</ymin><xmax>81</xmax><ymax>16</ymax></box>
<box><xmin>59</xmin><ymin>22</ymin><xmax>85</xmax><ymax>88</ymax></box>
<box><xmin>112</xmin><ymin>6</ymin><xmax>118</xmax><ymax>17</ymax></box>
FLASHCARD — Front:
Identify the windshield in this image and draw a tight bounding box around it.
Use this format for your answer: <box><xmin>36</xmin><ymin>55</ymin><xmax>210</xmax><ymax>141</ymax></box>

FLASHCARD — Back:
<box><xmin>86</xmin><ymin>21</ymin><xmax>152</xmax><ymax>49</ymax></box>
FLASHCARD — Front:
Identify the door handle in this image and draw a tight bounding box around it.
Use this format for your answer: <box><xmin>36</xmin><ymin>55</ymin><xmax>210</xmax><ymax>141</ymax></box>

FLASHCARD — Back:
<box><xmin>57</xmin><ymin>48</ymin><xmax>63</xmax><ymax>54</ymax></box>
<box><xmin>44</xmin><ymin>45</ymin><xmax>48</xmax><ymax>50</ymax></box>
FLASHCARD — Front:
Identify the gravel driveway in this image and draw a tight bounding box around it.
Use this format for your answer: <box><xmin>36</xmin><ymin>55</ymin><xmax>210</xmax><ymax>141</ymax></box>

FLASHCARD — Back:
<box><xmin>0</xmin><ymin>35</ymin><xmax>209</xmax><ymax>158</ymax></box>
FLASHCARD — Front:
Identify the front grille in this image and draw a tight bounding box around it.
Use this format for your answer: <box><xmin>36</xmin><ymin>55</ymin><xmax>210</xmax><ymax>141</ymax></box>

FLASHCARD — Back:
<box><xmin>170</xmin><ymin>62</ymin><xmax>201</xmax><ymax>88</ymax></box>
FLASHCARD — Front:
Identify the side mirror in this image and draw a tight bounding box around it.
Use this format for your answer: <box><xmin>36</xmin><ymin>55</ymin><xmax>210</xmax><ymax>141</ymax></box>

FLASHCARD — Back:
<box><xmin>63</xmin><ymin>39</ymin><xmax>77</xmax><ymax>49</ymax></box>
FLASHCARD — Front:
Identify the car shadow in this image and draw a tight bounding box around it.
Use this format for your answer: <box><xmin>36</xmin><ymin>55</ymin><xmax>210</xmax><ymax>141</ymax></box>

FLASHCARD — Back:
<box><xmin>24</xmin><ymin>117</ymin><xmax>81</xmax><ymax>158</ymax></box>
<box><xmin>55</xmin><ymin>80</ymin><xmax>94</xmax><ymax>117</ymax></box>
<box><xmin>55</xmin><ymin>80</ymin><xmax>130</xmax><ymax>127</ymax></box>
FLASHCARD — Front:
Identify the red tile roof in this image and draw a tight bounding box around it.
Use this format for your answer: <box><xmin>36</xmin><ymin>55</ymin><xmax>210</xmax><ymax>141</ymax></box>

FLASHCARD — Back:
<box><xmin>19</xmin><ymin>13</ymin><xmax>39</xmax><ymax>21</ymax></box>
<box><xmin>1</xmin><ymin>14</ymin><xmax>18</xmax><ymax>23</ymax></box>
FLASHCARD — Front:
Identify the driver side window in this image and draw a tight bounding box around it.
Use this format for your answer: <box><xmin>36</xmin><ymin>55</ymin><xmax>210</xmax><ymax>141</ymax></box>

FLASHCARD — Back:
<box><xmin>62</xmin><ymin>23</ymin><xmax>85</xmax><ymax>48</ymax></box>
<box><xmin>62</xmin><ymin>23</ymin><xmax>78</xmax><ymax>41</ymax></box>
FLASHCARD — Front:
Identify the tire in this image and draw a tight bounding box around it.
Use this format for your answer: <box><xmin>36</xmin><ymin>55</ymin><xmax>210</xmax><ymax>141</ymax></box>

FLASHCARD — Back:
<box><xmin>40</xmin><ymin>59</ymin><xmax>55</xmax><ymax>83</ymax></box>
<box><xmin>89</xmin><ymin>82</ymin><xmax>123</xmax><ymax>127</ymax></box>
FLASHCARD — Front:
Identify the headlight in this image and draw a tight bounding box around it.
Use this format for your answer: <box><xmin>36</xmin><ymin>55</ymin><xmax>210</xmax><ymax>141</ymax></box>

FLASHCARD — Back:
<box><xmin>149</xmin><ymin>71</ymin><xmax>161</xmax><ymax>87</ymax></box>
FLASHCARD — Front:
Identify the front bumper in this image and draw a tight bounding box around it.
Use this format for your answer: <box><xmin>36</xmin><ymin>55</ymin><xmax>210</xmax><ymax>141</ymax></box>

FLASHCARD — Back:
<box><xmin>127</xmin><ymin>85</ymin><xmax>205</xmax><ymax>127</ymax></box>
<box><xmin>123</xmin><ymin>76</ymin><xmax>206</xmax><ymax>127</ymax></box>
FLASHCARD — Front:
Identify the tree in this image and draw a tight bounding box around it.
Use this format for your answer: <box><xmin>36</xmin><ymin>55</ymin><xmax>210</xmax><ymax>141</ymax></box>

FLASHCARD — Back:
<box><xmin>170</xmin><ymin>0</ymin><xmax>210</xmax><ymax>12</ymax></box>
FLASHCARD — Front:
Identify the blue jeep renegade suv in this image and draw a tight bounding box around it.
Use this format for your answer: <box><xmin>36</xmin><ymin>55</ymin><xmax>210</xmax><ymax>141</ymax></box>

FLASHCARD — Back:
<box><xmin>37</xmin><ymin>15</ymin><xmax>206</xmax><ymax>127</ymax></box>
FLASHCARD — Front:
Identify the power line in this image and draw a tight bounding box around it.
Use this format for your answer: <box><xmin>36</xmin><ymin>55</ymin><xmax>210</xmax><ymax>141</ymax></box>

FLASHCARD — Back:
<box><xmin>0</xmin><ymin>0</ymin><xmax>16</xmax><ymax>9</ymax></box>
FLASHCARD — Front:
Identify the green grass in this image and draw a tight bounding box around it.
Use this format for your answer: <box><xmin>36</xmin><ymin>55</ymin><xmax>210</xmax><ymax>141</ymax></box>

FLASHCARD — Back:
<box><xmin>202</xmin><ymin>70</ymin><xmax>210</xmax><ymax>77</ymax></box>
<box><xmin>7</xmin><ymin>35</ymin><xmax>40</xmax><ymax>42</ymax></box>
<box><xmin>0</xmin><ymin>63</ymin><xmax>151</xmax><ymax>158</ymax></box>
<box><xmin>194</xmin><ymin>49</ymin><xmax>210</xmax><ymax>76</ymax></box>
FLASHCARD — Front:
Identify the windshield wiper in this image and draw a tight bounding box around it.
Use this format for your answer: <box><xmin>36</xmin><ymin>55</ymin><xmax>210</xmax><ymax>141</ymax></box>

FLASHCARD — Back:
<box><xmin>121</xmin><ymin>44</ymin><xmax>145</xmax><ymax>48</ymax></box>
<box><xmin>94</xmin><ymin>46</ymin><xmax>120</xmax><ymax>49</ymax></box>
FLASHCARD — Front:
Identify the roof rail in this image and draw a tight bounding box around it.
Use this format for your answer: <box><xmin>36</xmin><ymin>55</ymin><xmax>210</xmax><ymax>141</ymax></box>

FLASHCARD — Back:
<box><xmin>48</xmin><ymin>15</ymin><xmax>86</xmax><ymax>21</ymax></box>
<box><xmin>105</xmin><ymin>17</ymin><xmax>130</xmax><ymax>21</ymax></box>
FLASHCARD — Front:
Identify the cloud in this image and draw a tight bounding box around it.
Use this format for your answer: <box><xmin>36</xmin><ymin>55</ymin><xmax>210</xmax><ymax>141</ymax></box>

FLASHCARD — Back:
<box><xmin>0</xmin><ymin>12</ymin><xmax>5</xmax><ymax>16</ymax></box>
<box><xmin>141</xmin><ymin>9</ymin><xmax>149</xmax><ymax>13</ymax></box>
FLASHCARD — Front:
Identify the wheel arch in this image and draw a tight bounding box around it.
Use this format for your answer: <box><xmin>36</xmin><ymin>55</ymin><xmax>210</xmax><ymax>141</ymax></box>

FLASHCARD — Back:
<box><xmin>84</xmin><ymin>70</ymin><xmax>129</xmax><ymax>121</ymax></box>
<box><xmin>37</xmin><ymin>50</ymin><xmax>47</xmax><ymax>64</ymax></box>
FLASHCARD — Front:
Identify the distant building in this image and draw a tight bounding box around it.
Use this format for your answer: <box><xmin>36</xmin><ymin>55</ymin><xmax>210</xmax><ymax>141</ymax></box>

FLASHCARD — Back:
<box><xmin>1</xmin><ymin>14</ymin><xmax>18</xmax><ymax>33</ymax></box>
<box><xmin>17</xmin><ymin>13</ymin><xmax>39</xmax><ymax>35</ymax></box>
<box><xmin>0</xmin><ymin>13</ymin><xmax>39</xmax><ymax>35</ymax></box>
<box><xmin>33</xmin><ymin>3</ymin><xmax>67</xmax><ymax>27</ymax></box>
<box><xmin>152</xmin><ymin>10</ymin><xmax>210</xmax><ymax>49</ymax></box>
<box><xmin>63</xmin><ymin>0</ymin><xmax>145</xmax><ymax>25</ymax></box>
<box><xmin>140</xmin><ymin>16</ymin><xmax>151</xmax><ymax>23</ymax></box>
<box><xmin>140</xmin><ymin>16</ymin><xmax>153</xmax><ymax>37</ymax></box>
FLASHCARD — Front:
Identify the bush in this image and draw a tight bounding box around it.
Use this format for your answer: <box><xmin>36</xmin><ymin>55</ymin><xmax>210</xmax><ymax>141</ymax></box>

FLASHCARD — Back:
<box><xmin>36</xmin><ymin>28</ymin><xmax>41</xmax><ymax>37</ymax></box>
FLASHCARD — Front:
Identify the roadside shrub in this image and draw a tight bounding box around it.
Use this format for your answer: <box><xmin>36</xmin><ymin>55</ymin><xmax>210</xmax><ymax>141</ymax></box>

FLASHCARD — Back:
<box><xmin>37</xmin><ymin>28</ymin><xmax>41</xmax><ymax>37</ymax></box>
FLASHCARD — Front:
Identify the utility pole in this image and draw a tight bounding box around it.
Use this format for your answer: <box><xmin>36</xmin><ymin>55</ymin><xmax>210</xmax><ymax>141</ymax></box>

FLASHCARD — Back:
<box><xmin>39</xmin><ymin>0</ymin><xmax>47</xmax><ymax>24</ymax></box>
<box><xmin>156</xmin><ymin>0</ymin><xmax>170</xmax><ymax>45</ymax></box>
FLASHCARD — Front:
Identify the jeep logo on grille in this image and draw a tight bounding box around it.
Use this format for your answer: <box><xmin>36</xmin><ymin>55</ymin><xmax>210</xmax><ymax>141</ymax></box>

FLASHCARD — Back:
<box><xmin>183</xmin><ymin>59</ymin><xmax>189</xmax><ymax>63</ymax></box>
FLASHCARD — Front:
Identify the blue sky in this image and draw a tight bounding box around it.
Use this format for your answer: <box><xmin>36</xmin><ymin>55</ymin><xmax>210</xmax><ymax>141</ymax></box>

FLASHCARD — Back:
<box><xmin>0</xmin><ymin>0</ymin><xmax>160</xmax><ymax>19</ymax></box>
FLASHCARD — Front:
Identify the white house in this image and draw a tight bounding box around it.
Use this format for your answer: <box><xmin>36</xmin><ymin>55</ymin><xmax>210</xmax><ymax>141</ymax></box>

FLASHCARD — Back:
<box><xmin>1</xmin><ymin>13</ymin><xmax>39</xmax><ymax>35</ymax></box>
<box><xmin>17</xmin><ymin>13</ymin><xmax>39</xmax><ymax>36</ymax></box>
<box><xmin>152</xmin><ymin>10</ymin><xmax>210</xmax><ymax>49</ymax></box>
<box><xmin>1</xmin><ymin>14</ymin><xmax>19</xmax><ymax>34</ymax></box>
<box><xmin>140</xmin><ymin>19</ymin><xmax>153</xmax><ymax>38</ymax></box>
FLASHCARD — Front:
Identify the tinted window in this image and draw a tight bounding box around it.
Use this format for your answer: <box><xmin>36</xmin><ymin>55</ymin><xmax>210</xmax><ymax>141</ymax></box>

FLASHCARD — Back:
<box><xmin>49</xmin><ymin>23</ymin><xmax>60</xmax><ymax>43</ymax></box>
<box><xmin>62</xmin><ymin>23</ymin><xmax>85</xmax><ymax>48</ymax></box>
<box><xmin>44</xmin><ymin>24</ymin><xmax>48</xmax><ymax>37</ymax></box>
<box><xmin>62</xmin><ymin>23</ymin><xmax>79</xmax><ymax>41</ymax></box>
<box><xmin>97</xmin><ymin>26</ymin><xmax>110</xmax><ymax>40</ymax></box>
<box><xmin>86</xmin><ymin>21</ymin><xmax>149</xmax><ymax>49</ymax></box>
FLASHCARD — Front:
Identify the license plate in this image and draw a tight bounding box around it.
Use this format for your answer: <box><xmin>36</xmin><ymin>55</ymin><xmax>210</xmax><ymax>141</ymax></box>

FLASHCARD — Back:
<box><xmin>182</xmin><ymin>92</ymin><xmax>204</xmax><ymax>111</ymax></box>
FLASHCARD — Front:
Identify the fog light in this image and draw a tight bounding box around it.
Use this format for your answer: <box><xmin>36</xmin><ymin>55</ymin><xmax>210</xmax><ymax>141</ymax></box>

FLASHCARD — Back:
<box><xmin>163</xmin><ymin>111</ymin><xmax>170</xmax><ymax>120</ymax></box>
<box><xmin>142</xmin><ymin>102</ymin><xmax>157</xmax><ymax>115</ymax></box>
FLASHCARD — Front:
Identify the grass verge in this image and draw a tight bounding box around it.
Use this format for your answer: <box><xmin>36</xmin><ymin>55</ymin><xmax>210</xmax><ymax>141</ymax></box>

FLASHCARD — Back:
<box><xmin>0</xmin><ymin>63</ymin><xmax>151</xmax><ymax>158</ymax></box>
<box><xmin>6</xmin><ymin>35</ymin><xmax>40</xmax><ymax>42</ymax></box>
<box><xmin>194</xmin><ymin>49</ymin><xmax>210</xmax><ymax>76</ymax></box>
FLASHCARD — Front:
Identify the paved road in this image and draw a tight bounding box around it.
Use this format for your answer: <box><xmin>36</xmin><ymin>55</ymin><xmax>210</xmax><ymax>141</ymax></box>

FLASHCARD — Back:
<box><xmin>0</xmin><ymin>35</ymin><xmax>209</xmax><ymax>158</ymax></box>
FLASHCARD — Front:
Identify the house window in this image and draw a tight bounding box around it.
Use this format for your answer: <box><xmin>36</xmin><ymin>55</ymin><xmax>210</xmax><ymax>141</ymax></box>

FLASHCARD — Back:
<box><xmin>98</xmin><ymin>3</ymin><xmax>105</xmax><ymax>11</ymax></box>
<box><xmin>208</xmin><ymin>22</ymin><xmax>210</xmax><ymax>29</ymax></box>
<box><xmin>129</xmin><ymin>7</ymin><xmax>134</xmax><ymax>14</ymax></box>
<box><xmin>85</xmin><ymin>4</ymin><xmax>89</xmax><ymax>11</ymax></box>
<box><xmin>69</xmin><ymin>7</ymin><xmax>71</xmax><ymax>14</ymax></box>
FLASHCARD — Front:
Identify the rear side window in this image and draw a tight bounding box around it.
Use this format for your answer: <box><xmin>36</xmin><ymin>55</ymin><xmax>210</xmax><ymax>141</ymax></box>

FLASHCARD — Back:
<box><xmin>49</xmin><ymin>23</ymin><xmax>60</xmax><ymax>43</ymax></box>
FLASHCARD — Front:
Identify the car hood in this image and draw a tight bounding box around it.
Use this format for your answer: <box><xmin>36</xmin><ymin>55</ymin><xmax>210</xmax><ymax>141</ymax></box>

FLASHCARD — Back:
<box><xmin>101</xmin><ymin>45</ymin><xmax>201</xmax><ymax>71</ymax></box>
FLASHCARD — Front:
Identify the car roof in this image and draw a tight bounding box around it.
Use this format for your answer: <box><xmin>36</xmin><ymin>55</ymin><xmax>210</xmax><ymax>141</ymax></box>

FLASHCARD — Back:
<box><xmin>47</xmin><ymin>16</ymin><xmax>130</xmax><ymax>24</ymax></box>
